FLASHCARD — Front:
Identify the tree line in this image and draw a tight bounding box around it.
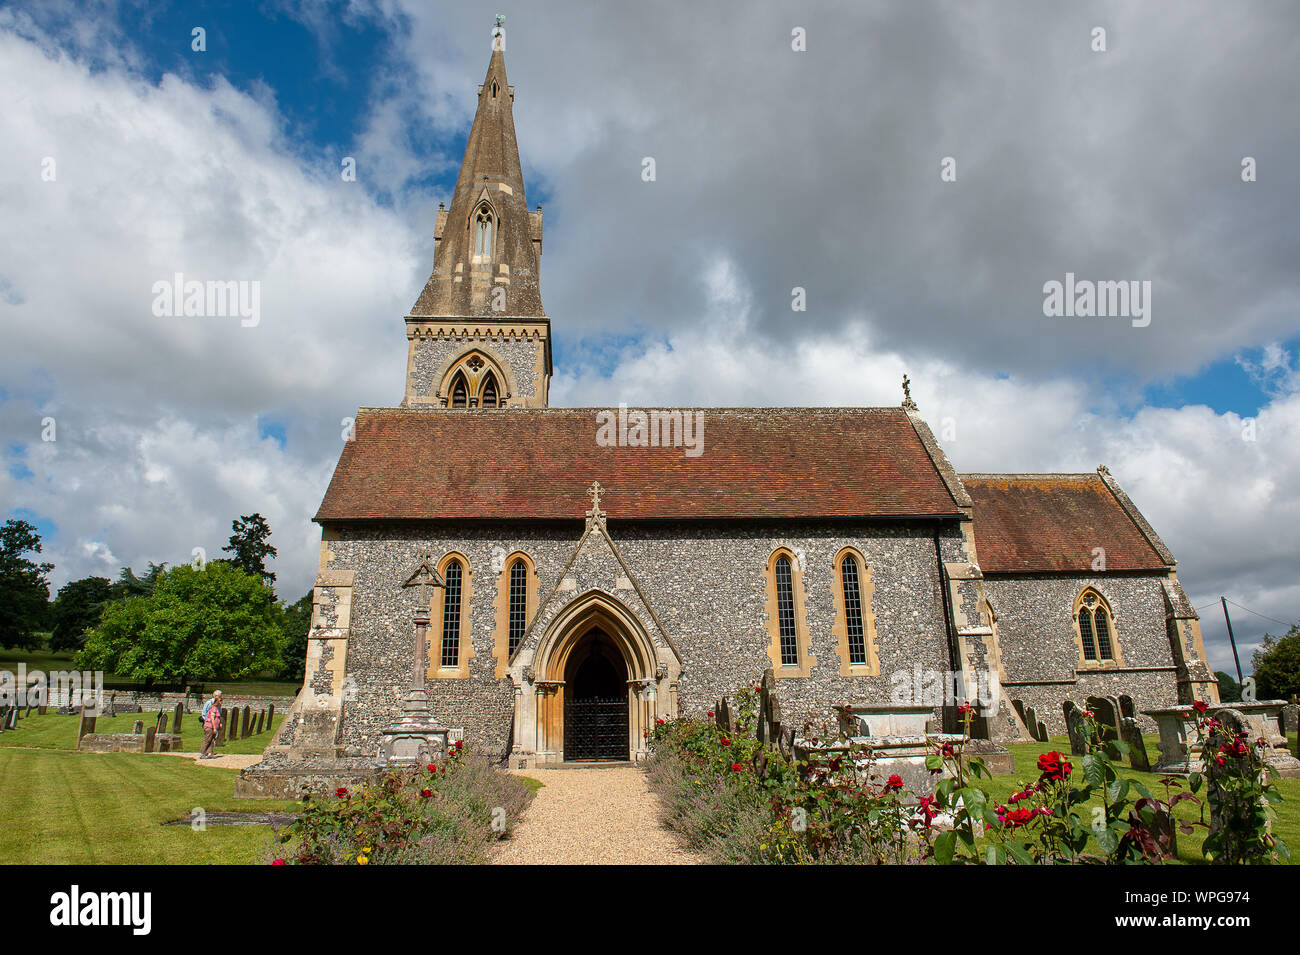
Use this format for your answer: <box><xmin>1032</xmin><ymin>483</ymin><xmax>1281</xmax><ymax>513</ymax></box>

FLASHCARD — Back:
<box><xmin>0</xmin><ymin>514</ymin><xmax>310</xmax><ymax>685</ymax></box>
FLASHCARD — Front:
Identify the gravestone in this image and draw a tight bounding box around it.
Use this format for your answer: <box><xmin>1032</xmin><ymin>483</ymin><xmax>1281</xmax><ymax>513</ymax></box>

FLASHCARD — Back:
<box><xmin>755</xmin><ymin>669</ymin><xmax>783</xmax><ymax>751</ymax></box>
<box><xmin>716</xmin><ymin>697</ymin><xmax>732</xmax><ymax>733</ymax></box>
<box><xmin>1086</xmin><ymin>695</ymin><xmax>1121</xmax><ymax>743</ymax></box>
<box><xmin>241</xmin><ymin>705</ymin><xmax>252</xmax><ymax>738</ymax></box>
<box><xmin>0</xmin><ymin>705</ymin><xmax>9</xmax><ymax>733</ymax></box>
<box><xmin>225</xmin><ymin>708</ymin><xmax>236</xmax><ymax>741</ymax></box>
<box><xmin>107</xmin><ymin>693</ymin><xmax>117</xmax><ymax>718</ymax></box>
<box><xmin>1011</xmin><ymin>699</ymin><xmax>1028</xmax><ymax>725</ymax></box>
<box><xmin>76</xmin><ymin>705</ymin><xmax>96</xmax><ymax>741</ymax></box>
<box><xmin>1119</xmin><ymin>695</ymin><xmax>1137</xmax><ymax>721</ymax></box>
<box><xmin>144</xmin><ymin>726</ymin><xmax>157</xmax><ymax>753</ymax></box>
<box><xmin>133</xmin><ymin>720</ymin><xmax>144</xmax><ymax>735</ymax></box>
<box><xmin>1120</xmin><ymin>716</ymin><xmax>1152</xmax><ymax>772</ymax></box>
<box><xmin>1281</xmin><ymin>704</ymin><xmax>1299</xmax><ymax>736</ymax></box>
<box><xmin>156</xmin><ymin>712</ymin><xmax>169</xmax><ymax>734</ymax></box>
<box><xmin>173</xmin><ymin>703</ymin><xmax>185</xmax><ymax>738</ymax></box>
<box><xmin>267</xmin><ymin>703</ymin><xmax>275</xmax><ymax>728</ymax></box>
<box><xmin>1063</xmin><ymin>701</ymin><xmax>1088</xmax><ymax>755</ymax></box>
<box><xmin>1023</xmin><ymin>705</ymin><xmax>1048</xmax><ymax>743</ymax></box>
<box><xmin>255</xmin><ymin>710</ymin><xmax>265</xmax><ymax>735</ymax></box>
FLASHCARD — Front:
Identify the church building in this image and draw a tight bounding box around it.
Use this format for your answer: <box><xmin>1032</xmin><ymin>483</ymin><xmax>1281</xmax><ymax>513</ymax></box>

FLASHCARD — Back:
<box><xmin>243</xmin><ymin>29</ymin><xmax>1217</xmax><ymax>792</ymax></box>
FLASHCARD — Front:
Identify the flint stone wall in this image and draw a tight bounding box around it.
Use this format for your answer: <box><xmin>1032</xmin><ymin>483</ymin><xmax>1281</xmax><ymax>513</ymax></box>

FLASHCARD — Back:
<box><xmin>408</xmin><ymin>337</ymin><xmax>541</xmax><ymax>403</ymax></box>
<box><xmin>328</xmin><ymin>520</ymin><xmax>965</xmax><ymax>759</ymax></box>
<box><xmin>983</xmin><ymin>573</ymin><xmax>1181</xmax><ymax>734</ymax></box>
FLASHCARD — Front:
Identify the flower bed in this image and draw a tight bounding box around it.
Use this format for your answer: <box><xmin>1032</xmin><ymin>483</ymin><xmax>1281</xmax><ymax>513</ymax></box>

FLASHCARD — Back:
<box><xmin>268</xmin><ymin>743</ymin><xmax>534</xmax><ymax>865</ymax></box>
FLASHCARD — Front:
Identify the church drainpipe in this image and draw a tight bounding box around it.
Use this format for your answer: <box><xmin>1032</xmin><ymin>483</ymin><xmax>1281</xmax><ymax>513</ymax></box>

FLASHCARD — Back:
<box><xmin>933</xmin><ymin>524</ymin><xmax>961</xmax><ymax>734</ymax></box>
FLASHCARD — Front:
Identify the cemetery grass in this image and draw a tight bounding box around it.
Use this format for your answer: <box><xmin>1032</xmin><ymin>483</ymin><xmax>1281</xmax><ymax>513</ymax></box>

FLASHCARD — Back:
<box><xmin>0</xmin><ymin>711</ymin><xmax>285</xmax><ymax>754</ymax></box>
<box><xmin>0</xmin><ymin>747</ymin><xmax>297</xmax><ymax>864</ymax></box>
<box><xmin>987</xmin><ymin>736</ymin><xmax>1300</xmax><ymax>864</ymax></box>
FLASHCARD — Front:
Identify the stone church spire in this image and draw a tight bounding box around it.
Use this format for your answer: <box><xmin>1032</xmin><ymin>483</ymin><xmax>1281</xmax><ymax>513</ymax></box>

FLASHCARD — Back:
<box><xmin>403</xmin><ymin>19</ymin><xmax>552</xmax><ymax>409</ymax></box>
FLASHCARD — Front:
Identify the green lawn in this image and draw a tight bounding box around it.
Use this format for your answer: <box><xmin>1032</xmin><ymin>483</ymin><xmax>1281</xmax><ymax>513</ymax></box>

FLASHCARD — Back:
<box><xmin>0</xmin><ymin>711</ymin><xmax>285</xmax><ymax>754</ymax></box>
<box><xmin>982</xmin><ymin>736</ymin><xmax>1300</xmax><ymax>863</ymax></box>
<box><xmin>0</xmin><ymin>748</ymin><xmax>297</xmax><ymax>864</ymax></box>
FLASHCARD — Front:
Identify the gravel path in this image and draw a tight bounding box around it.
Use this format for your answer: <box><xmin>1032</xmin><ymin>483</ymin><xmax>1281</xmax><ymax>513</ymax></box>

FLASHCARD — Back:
<box><xmin>144</xmin><ymin>751</ymin><xmax>265</xmax><ymax>770</ymax></box>
<box><xmin>491</xmin><ymin>766</ymin><xmax>705</xmax><ymax>865</ymax></box>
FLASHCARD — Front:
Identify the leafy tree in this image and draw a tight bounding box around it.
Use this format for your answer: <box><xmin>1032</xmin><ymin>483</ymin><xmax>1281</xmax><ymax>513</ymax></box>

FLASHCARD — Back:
<box><xmin>1214</xmin><ymin>670</ymin><xmax>1241</xmax><ymax>703</ymax></box>
<box><xmin>0</xmin><ymin>519</ymin><xmax>54</xmax><ymax>650</ymax></box>
<box><xmin>77</xmin><ymin>562</ymin><xmax>284</xmax><ymax>683</ymax></box>
<box><xmin>50</xmin><ymin>575</ymin><xmax>113</xmax><ymax>652</ymax></box>
<box><xmin>1251</xmin><ymin>622</ymin><xmax>1300</xmax><ymax>702</ymax></box>
<box><xmin>109</xmin><ymin>562</ymin><xmax>167</xmax><ymax>601</ymax></box>
<box><xmin>223</xmin><ymin>513</ymin><xmax>277</xmax><ymax>585</ymax></box>
<box><xmin>277</xmin><ymin>591</ymin><xmax>313</xmax><ymax>683</ymax></box>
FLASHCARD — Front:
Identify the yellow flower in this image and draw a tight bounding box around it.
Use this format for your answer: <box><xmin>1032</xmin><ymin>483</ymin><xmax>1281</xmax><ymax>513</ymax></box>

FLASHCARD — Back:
<box><xmin>357</xmin><ymin>854</ymin><xmax>369</xmax><ymax>865</ymax></box>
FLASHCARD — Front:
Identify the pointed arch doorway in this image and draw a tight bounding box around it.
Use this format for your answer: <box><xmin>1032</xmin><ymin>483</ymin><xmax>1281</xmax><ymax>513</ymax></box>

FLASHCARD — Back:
<box><xmin>512</xmin><ymin>590</ymin><xmax>676</xmax><ymax>766</ymax></box>
<box><xmin>563</xmin><ymin>627</ymin><xmax>629</xmax><ymax>761</ymax></box>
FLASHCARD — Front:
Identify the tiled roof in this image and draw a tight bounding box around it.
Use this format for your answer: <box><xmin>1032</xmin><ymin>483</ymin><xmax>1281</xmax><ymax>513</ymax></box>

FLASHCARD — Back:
<box><xmin>315</xmin><ymin>407</ymin><xmax>965</xmax><ymax>522</ymax></box>
<box><xmin>961</xmin><ymin>473</ymin><xmax>1168</xmax><ymax>573</ymax></box>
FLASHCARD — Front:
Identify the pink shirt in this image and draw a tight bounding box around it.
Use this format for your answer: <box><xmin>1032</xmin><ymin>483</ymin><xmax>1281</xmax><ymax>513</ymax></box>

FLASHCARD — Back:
<box><xmin>205</xmin><ymin>702</ymin><xmax>222</xmax><ymax>731</ymax></box>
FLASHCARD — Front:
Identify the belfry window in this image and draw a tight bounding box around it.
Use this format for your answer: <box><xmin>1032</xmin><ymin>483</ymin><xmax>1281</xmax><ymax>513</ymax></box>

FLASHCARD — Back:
<box><xmin>481</xmin><ymin>372</ymin><xmax>499</xmax><ymax>408</ymax></box>
<box><xmin>474</xmin><ymin>206</ymin><xmax>495</xmax><ymax>261</ymax></box>
<box><xmin>1076</xmin><ymin>589</ymin><xmax>1118</xmax><ymax>664</ymax></box>
<box><xmin>441</xmin><ymin>560</ymin><xmax>463</xmax><ymax>668</ymax></box>
<box><xmin>450</xmin><ymin>373</ymin><xmax>469</xmax><ymax>408</ymax></box>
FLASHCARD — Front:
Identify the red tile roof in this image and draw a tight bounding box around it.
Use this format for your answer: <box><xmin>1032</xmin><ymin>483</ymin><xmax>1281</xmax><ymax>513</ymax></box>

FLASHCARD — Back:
<box><xmin>315</xmin><ymin>407</ymin><xmax>964</xmax><ymax>522</ymax></box>
<box><xmin>962</xmin><ymin>474</ymin><xmax>1168</xmax><ymax>573</ymax></box>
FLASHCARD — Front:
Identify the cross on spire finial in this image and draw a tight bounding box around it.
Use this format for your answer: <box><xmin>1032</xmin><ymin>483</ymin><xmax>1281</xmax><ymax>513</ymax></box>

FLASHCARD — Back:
<box><xmin>586</xmin><ymin>481</ymin><xmax>606</xmax><ymax>523</ymax></box>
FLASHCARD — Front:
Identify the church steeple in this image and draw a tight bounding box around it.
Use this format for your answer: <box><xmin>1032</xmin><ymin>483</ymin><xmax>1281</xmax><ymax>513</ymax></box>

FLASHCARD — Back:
<box><xmin>403</xmin><ymin>19</ymin><xmax>552</xmax><ymax>409</ymax></box>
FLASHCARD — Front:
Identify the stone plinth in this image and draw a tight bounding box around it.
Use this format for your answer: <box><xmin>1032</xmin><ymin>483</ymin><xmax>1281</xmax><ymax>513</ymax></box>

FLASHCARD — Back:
<box><xmin>797</xmin><ymin>732</ymin><xmax>967</xmax><ymax>801</ymax></box>
<box><xmin>378</xmin><ymin>688</ymin><xmax>450</xmax><ymax>767</ymax></box>
<box><xmin>1144</xmin><ymin>701</ymin><xmax>1300</xmax><ymax>779</ymax></box>
<box><xmin>835</xmin><ymin>704</ymin><xmax>937</xmax><ymax>738</ymax></box>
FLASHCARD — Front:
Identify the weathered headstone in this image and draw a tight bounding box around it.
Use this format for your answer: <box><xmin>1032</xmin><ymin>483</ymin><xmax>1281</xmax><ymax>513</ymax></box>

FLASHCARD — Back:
<box><xmin>1086</xmin><ymin>695</ymin><xmax>1121</xmax><ymax>743</ymax></box>
<box><xmin>255</xmin><ymin>710</ymin><xmax>265</xmax><ymax>735</ymax></box>
<box><xmin>1119</xmin><ymin>695</ymin><xmax>1137</xmax><ymax>722</ymax></box>
<box><xmin>1011</xmin><ymin>699</ymin><xmax>1028</xmax><ymax>725</ymax></box>
<box><xmin>156</xmin><ymin>711</ymin><xmax>169</xmax><ymax>734</ymax></box>
<box><xmin>173</xmin><ymin>702</ymin><xmax>185</xmax><ymax>738</ymax></box>
<box><xmin>107</xmin><ymin>693</ymin><xmax>117</xmax><ymax>718</ymax></box>
<box><xmin>241</xmin><ymin>705</ymin><xmax>252</xmax><ymax>738</ymax></box>
<box><xmin>267</xmin><ymin>703</ymin><xmax>275</xmax><ymax>728</ymax></box>
<box><xmin>1281</xmin><ymin>703</ymin><xmax>1299</xmax><ymax>736</ymax></box>
<box><xmin>225</xmin><ymin>708</ymin><xmax>236</xmax><ymax>741</ymax></box>
<box><xmin>76</xmin><ymin>705</ymin><xmax>96</xmax><ymax>741</ymax></box>
<box><xmin>755</xmin><ymin>668</ymin><xmax>783</xmax><ymax>750</ymax></box>
<box><xmin>1063</xmin><ymin>701</ymin><xmax>1088</xmax><ymax>755</ymax></box>
<box><xmin>1120</xmin><ymin>716</ymin><xmax>1152</xmax><ymax>772</ymax></box>
<box><xmin>0</xmin><ymin>705</ymin><xmax>9</xmax><ymax>733</ymax></box>
<box><xmin>144</xmin><ymin>726</ymin><xmax>157</xmax><ymax>753</ymax></box>
<box><xmin>133</xmin><ymin>720</ymin><xmax>144</xmax><ymax>735</ymax></box>
<box><xmin>1023</xmin><ymin>705</ymin><xmax>1048</xmax><ymax>743</ymax></box>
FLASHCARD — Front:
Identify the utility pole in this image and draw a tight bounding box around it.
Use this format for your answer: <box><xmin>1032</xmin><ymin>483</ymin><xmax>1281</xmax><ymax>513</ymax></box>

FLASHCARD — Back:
<box><xmin>1221</xmin><ymin>597</ymin><xmax>1243</xmax><ymax>685</ymax></box>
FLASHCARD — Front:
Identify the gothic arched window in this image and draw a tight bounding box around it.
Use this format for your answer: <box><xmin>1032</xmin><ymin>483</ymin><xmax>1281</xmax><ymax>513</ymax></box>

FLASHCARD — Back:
<box><xmin>474</xmin><ymin>206</ymin><xmax>494</xmax><ymax>261</ymax></box>
<box><xmin>1076</xmin><ymin>588</ymin><xmax>1119</xmax><ymax>664</ymax></box>
<box><xmin>440</xmin><ymin>559</ymin><xmax>464</xmax><ymax>668</ymax></box>
<box><xmin>450</xmin><ymin>372</ymin><xmax>469</xmax><ymax>408</ymax></box>
<box><xmin>775</xmin><ymin>556</ymin><xmax>798</xmax><ymax>666</ymax></box>
<box><xmin>840</xmin><ymin>554</ymin><xmax>867</xmax><ymax>665</ymax></box>
<box><xmin>507</xmin><ymin>559</ymin><xmax>528</xmax><ymax>655</ymax></box>
<box><xmin>480</xmin><ymin>372</ymin><xmax>499</xmax><ymax>408</ymax></box>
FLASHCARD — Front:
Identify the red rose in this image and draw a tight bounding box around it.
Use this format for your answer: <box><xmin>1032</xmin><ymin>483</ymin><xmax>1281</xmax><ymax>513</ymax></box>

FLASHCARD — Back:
<box><xmin>420</xmin><ymin>788</ymin><xmax>432</xmax><ymax>798</ymax></box>
<box><xmin>427</xmin><ymin>763</ymin><xmax>437</xmax><ymax>773</ymax></box>
<box><xmin>1003</xmin><ymin>807</ymin><xmax>1035</xmax><ymax>827</ymax></box>
<box><xmin>1192</xmin><ymin>700</ymin><xmax>1209</xmax><ymax>714</ymax></box>
<box><xmin>335</xmin><ymin>787</ymin><xmax>348</xmax><ymax>798</ymax></box>
<box><xmin>707</xmin><ymin>711</ymin><xmax>714</xmax><ymax>718</ymax></box>
<box><xmin>957</xmin><ymin>701</ymin><xmax>973</xmax><ymax>715</ymax></box>
<box><xmin>885</xmin><ymin>774</ymin><xmax>904</xmax><ymax>792</ymax></box>
<box><xmin>721</xmin><ymin>737</ymin><xmax>731</xmax><ymax>746</ymax></box>
<box><xmin>272</xmin><ymin>859</ymin><xmax>285</xmax><ymax>865</ymax></box>
<box><xmin>731</xmin><ymin>763</ymin><xmax>742</xmax><ymax>772</ymax></box>
<box><xmin>917</xmin><ymin>795</ymin><xmax>938</xmax><ymax>822</ymax></box>
<box><xmin>1036</xmin><ymin>751</ymin><xmax>1071</xmax><ymax>781</ymax></box>
<box><xmin>454</xmin><ymin>740</ymin><xmax>463</xmax><ymax>750</ymax></box>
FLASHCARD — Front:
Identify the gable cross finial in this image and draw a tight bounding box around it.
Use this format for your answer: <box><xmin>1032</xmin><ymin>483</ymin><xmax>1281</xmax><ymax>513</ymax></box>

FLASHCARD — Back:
<box><xmin>586</xmin><ymin>480</ymin><xmax>606</xmax><ymax>524</ymax></box>
<box><xmin>901</xmin><ymin>374</ymin><xmax>918</xmax><ymax>411</ymax></box>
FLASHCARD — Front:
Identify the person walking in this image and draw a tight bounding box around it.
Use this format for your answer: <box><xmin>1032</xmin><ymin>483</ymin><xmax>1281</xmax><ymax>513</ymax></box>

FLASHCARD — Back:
<box><xmin>199</xmin><ymin>690</ymin><xmax>223</xmax><ymax>759</ymax></box>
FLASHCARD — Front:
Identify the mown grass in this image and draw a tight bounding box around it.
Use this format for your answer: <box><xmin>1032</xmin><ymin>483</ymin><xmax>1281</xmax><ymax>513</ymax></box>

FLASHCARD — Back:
<box><xmin>0</xmin><ymin>711</ymin><xmax>285</xmax><ymax>755</ymax></box>
<box><xmin>0</xmin><ymin>747</ymin><xmax>297</xmax><ymax>864</ymax></box>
